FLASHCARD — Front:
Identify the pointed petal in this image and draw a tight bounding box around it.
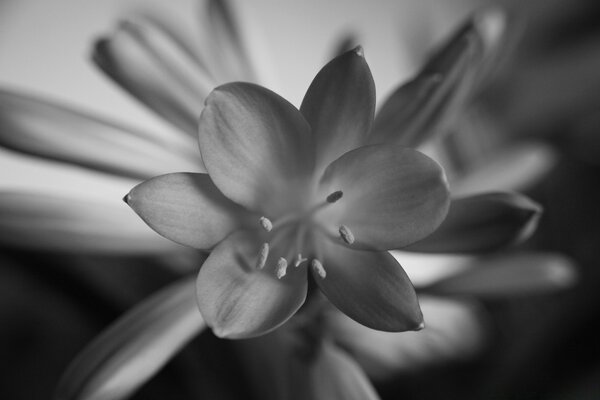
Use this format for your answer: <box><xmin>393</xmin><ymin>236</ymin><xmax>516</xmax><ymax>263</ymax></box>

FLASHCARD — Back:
<box><xmin>94</xmin><ymin>18</ymin><xmax>212</xmax><ymax>137</ymax></box>
<box><xmin>370</xmin><ymin>11</ymin><xmax>489</xmax><ymax>148</ymax></box>
<box><xmin>125</xmin><ymin>173</ymin><xmax>248</xmax><ymax>250</ymax></box>
<box><xmin>422</xmin><ymin>253</ymin><xmax>577</xmax><ymax>297</ymax></box>
<box><xmin>55</xmin><ymin>277</ymin><xmax>205</xmax><ymax>400</ymax></box>
<box><xmin>308</xmin><ymin>342</ymin><xmax>380</xmax><ymax>400</ymax></box>
<box><xmin>319</xmin><ymin>145</ymin><xmax>450</xmax><ymax>250</ymax></box>
<box><xmin>0</xmin><ymin>89</ymin><xmax>200</xmax><ymax>179</ymax></box>
<box><xmin>406</xmin><ymin>192</ymin><xmax>542</xmax><ymax>253</ymax></box>
<box><xmin>300</xmin><ymin>47</ymin><xmax>375</xmax><ymax>171</ymax></box>
<box><xmin>315</xmin><ymin>241</ymin><xmax>422</xmax><ymax>332</ymax></box>
<box><xmin>196</xmin><ymin>231</ymin><xmax>307</xmax><ymax>338</ymax></box>
<box><xmin>198</xmin><ymin>82</ymin><xmax>313</xmax><ymax>216</ymax></box>
<box><xmin>0</xmin><ymin>191</ymin><xmax>180</xmax><ymax>254</ymax></box>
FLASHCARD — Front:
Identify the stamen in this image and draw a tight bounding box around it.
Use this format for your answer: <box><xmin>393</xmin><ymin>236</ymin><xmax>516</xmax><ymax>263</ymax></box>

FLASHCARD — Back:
<box><xmin>294</xmin><ymin>253</ymin><xmax>308</xmax><ymax>267</ymax></box>
<box><xmin>311</xmin><ymin>259</ymin><xmax>327</xmax><ymax>279</ymax></box>
<box><xmin>276</xmin><ymin>257</ymin><xmax>288</xmax><ymax>279</ymax></box>
<box><xmin>259</xmin><ymin>216</ymin><xmax>273</xmax><ymax>232</ymax></box>
<box><xmin>339</xmin><ymin>225</ymin><xmax>355</xmax><ymax>245</ymax></box>
<box><xmin>326</xmin><ymin>190</ymin><xmax>343</xmax><ymax>203</ymax></box>
<box><xmin>256</xmin><ymin>243</ymin><xmax>269</xmax><ymax>269</ymax></box>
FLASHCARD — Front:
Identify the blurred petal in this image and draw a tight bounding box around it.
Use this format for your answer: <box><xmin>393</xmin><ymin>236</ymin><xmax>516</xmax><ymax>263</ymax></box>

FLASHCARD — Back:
<box><xmin>55</xmin><ymin>277</ymin><xmax>204</xmax><ymax>400</ymax></box>
<box><xmin>329</xmin><ymin>296</ymin><xmax>487</xmax><ymax>379</ymax></box>
<box><xmin>315</xmin><ymin>241</ymin><xmax>422</xmax><ymax>332</ymax></box>
<box><xmin>370</xmin><ymin>11</ymin><xmax>489</xmax><ymax>148</ymax></box>
<box><xmin>0</xmin><ymin>89</ymin><xmax>200</xmax><ymax>179</ymax></box>
<box><xmin>94</xmin><ymin>19</ymin><xmax>209</xmax><ymax>138</ymax></box>
<box><xmin>125</xmin><ymin>173</ymin><xmax>249</xmax><ymax>250</ymax></box>
<box><xmin>406</xmin><ymin>192</ymin><xmax>542</xmax><ymax>253</ymax></box>
<box><xmin>319</xmin><ymin>145</ymin><xmax>450</xmax><ymax>250</ymax></box>
<box><xmin>235</xmin><ymin>328</ymin><xmax>379</xmax><ymax>400</ymax></box>
<box><xmin>198</xmin><ymin>82</ymin><xmax>313</xmax><ymax>216</ymax></box>
<box><xmin>422</xmin><ymin>253</ymin><xmax>577</xmax><ymax>297</ymax></box>
<box><xmin>199</xmin><ymin>0</ymin><xmax>260</xmax><ymax>82</ymax></box>
<box><xmin>0</xmin><ymin>191</ymin><xmax>179</xmax><ymax>254</ymax></box>
<box><xmin>197</xmin><ymin>231</ymin><xmax>307</xmax><ymax>338</ymax></box>
<box><xmin>308</xmin><ymin>342</ymin><xmax>380</xmax><ymax>400</ymax></box>
<box><xmin>452</xmin><ymin>141</ymin><xmax>559</xmax><ymax>196</ymax></box>
<box><xmin>300</xmin><ymin>47</ymin><xmax>375</xmax><ymax>171</ymax></box>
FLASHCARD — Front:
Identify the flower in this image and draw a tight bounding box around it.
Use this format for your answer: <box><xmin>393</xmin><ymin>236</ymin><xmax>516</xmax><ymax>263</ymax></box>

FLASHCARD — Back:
<box><xmin>0</xmin><ymin>2</ymin><xmax>577</xmax><ymax>399</ymax></box>
<box><xmin>125</xmin><ymin>46</ymin><xmax>451</xmax><ymax>339</ymax></box>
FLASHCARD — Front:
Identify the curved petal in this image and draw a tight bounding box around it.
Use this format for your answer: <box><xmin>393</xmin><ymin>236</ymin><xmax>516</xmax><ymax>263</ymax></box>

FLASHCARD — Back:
<box><xmin>55</xmin><ymin>277</ymin><xmax>205</xmax><ymax>400</ymax></box>
<box><xmin>422</xmin><ymin>253</ymin><xmax>577</xmax><ymax>298</ymax></box>
<box><xmin>125</xmin><ymin>173</ymin><xmax>248</xmax><ymax>250</ymax></box>
<box><xmin>196</xmin><ymin>231</ymin><xmax>308</xmax><ymax>338</ymax></box>
<box><xmin>94</xmin><ymin>18</ymin><xmax>211</xmax><ymax>138</ymax></box>
<box><xmin>0</xmin><ymin>89</ymin><xmax>200</xmax><ymax>179</ymax></box>
<box><xmin>198</xmin><ymin>82</ymin><xmax>313</xmax><ymax>216</ymax></box>
<box><xmin>300</xmin><ymin>47</ymin><xmax>375</xmax><ymax>172</ymax></box>
<box><xmin>319</xmin><ymin>145</ymin><xmax>450</xmax><ymax>250</ymax></box>
<box><xmin>406</xmin><ymin>192</ymin><xmax>542</xmax><ymax>253</ymax></box>
<box><xmin>315</xmin><ymin>241</ymin><xmax>422</xmax><ymax>332</ymax></box>
<box><xmin>0</xmin><ymin>191</ymin><xmax>180</xmax><ymax>254</ymax></box>
<box><xmin>369</xmin><ymin>11</ymin><xmax>487</xmax><ymax>148</ymax></box>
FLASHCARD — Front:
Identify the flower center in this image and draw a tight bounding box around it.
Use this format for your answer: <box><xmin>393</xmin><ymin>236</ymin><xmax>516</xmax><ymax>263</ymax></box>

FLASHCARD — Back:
<box><xmin>253</xmin><ymin>190</ymin><xmax>354</xmax><ymax>280</ymax></box>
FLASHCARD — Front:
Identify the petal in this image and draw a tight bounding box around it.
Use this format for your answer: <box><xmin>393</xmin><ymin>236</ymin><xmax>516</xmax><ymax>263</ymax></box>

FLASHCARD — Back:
<box><xmin>233</xmin><ymin>328</ymin><xmax>379</xmax><ymax>400</ymax></box>
<box><xmin>55</xmin><ymin>277</ymin><xmax>205</xmax><ymax>400</ymax></box>
<box><xmin>406</xmin><ymin>192</ymin><xmax>542</xmax><ymax>253</ymax></box>
<box><xmin>196</xmin><ymin>231</ymin><xmax>308</xmax><ymax>338</ymax></box>
<box><xmin>369</xmin><ymin>11</ymin><xmax>488</xmax><ymax>148</ymax></box>
<box><xmin>300</xmin><ymin>47</ymin><xmax>375</xmax><ymax>172</ymax></box>
<box><xmin>0</xmin><ymin>89</ymin><xmax>200</xmax><ymax>179</ymax></box>
<box><xmin>199</xmin><ymin>0</ymin><xmax>261</xmax><ymax>83</ymax></box>
<box><xmin>94</xmin><ymin>18</ymin><xmax>212</xmax><ymax>137</ymax></box>
<box><xmin>315</xmin><ymin>241</ymin><xmax>422</xmax><ymax>332</ymax></box>
<box><xmin>422</xmin><ymin>252</ymin><xmax>577</xmax><ymax>298</ymax></box>
<box><xmin>307</xmin><ymin>342</ymin><xmax>380</xmax><ymax>400</ymax></box>
<box><xmin>198</xmin><ymin>82</ymin><xmax>313</xmax><ymax>216</ymax></box>
<box><xmin>452</xmin><ymin>141</ymin><xmax>559</xmax><ymax>196</ymax></box>
<box><xmin>328</xmin><ymin>297</ymin><xmax>487</xmax><ymax>380</ymax></box>
<box><xmin>125</xmin><ymin>173</ymin><xmax>248</xmax><ymax>250</ymax></box>
<box><xmin>319</xmin><ymin>145</ymin><xmax>450</xmax><ymax>250</ymax></box>
<box><xmin>0</xmin><ymin>191</ymin><xmax>180</xmax><ymax>254</ymax></box>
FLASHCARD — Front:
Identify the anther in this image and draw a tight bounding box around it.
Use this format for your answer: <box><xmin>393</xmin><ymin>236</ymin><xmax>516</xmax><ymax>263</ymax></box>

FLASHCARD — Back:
<box><xmin>256</xmin><ymin>243</ymin><xmax>269</xmax><ymax>269</ymax></box>
<box><xmin>326</xmin><ymin>190</ymin><xmax>343</xmax><ymax>203</ymax></box>
<box><xmin>311</xmin><ymin>259</ymin><xmax>327</xmax><ymax>279</ymax></box>
<box><xmin>259</xmin><ymin>216</ymin><xmax>273</xmax><ymax>232</ymax></box>
<box><xmin>294</xmin><ymin>253</ymin><xmax>308</xmax><ymax>267</ymax></box>
<box><xmin>339</xmin><ymin>225</ymin><xmax>355</xmax><ymax>245</ymax></box>
<box><xmin>276</xmin><ymin>257</ymin><xmax>288</xmax><ymax>279</ymax></box>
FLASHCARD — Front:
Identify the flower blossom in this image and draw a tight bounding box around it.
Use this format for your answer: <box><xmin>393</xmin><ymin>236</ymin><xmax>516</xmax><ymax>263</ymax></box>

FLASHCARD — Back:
<box><xmin>125</xmin><ymin>46</ymin><xmax>451</xmax><ymax>338</ymax></box>
<box><xmin>0</xmin><ymin>2</ymin><xmax>576</xmax><ymax>399</ymax></box>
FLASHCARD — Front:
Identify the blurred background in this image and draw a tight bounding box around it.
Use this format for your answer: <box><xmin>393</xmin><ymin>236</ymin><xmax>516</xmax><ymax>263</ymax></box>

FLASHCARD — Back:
<box><xmin>1</xmin><ymin>0</ymin><xmax>599</xmax><ymax>399</ymax></box>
